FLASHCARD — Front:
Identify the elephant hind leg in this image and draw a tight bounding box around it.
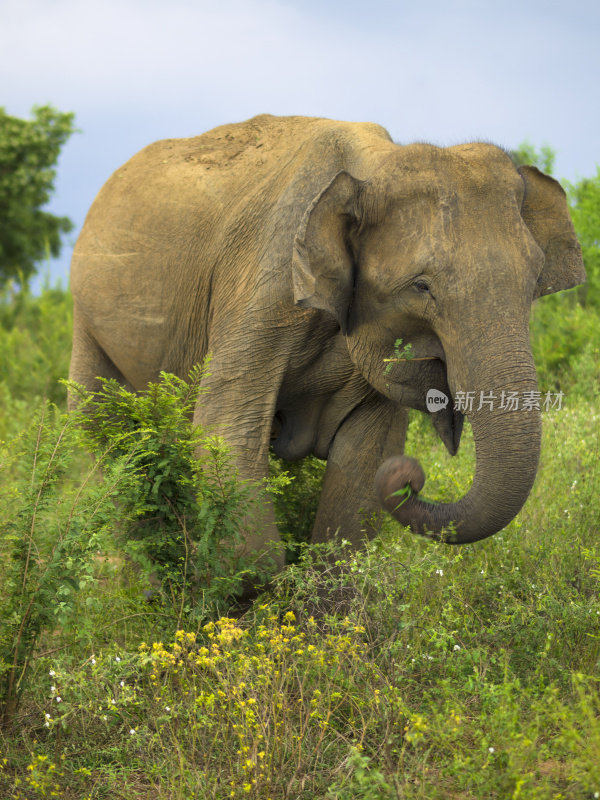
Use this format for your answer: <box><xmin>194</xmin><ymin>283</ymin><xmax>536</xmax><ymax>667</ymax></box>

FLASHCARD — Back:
<box><xmin>68</xmin><ymin>312</ymin><xmax>134</xmax><ymax>410</ymax></box>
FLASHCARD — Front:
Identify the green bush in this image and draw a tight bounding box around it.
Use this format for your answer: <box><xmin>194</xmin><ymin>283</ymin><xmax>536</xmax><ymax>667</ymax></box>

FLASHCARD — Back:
<box><xmin>4</xmin><ymin>513</ymin><xmax>598</xmax><ymax>797</ymax></box>
<box><xmin>0</xmin><ymin>283</ymin><xmax>72</xmax><ymax>443</ymax></box>
<box><xmin>270</xmin><ymin>454</ymin><xmax>325</xmax><ymax>552</ymax></box>
<box><xmin>0</xmin><ymin>402</ymin><xmax>127</xmax><ymax>728</ymax></box>
<box><xmin>0</xmin><ymin>365</ymin><xmax>291</xmax><ymax>732</ymax></box>
<box><xmin>530</xmin><ymin>291</ymin><xmax>600</xmax><ymax>391</ymax></box>
<box><xmin>69</xmin><ymin>364</ymin><xmax>289</xmax><ymax>615</ymax></box>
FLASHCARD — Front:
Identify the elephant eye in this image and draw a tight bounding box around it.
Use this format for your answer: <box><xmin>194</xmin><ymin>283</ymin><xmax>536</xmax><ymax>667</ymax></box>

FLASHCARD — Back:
<box><xmin>414</xmin><ymin>280</ymin><xmax>431</xmax><ymax>294</ymax></box>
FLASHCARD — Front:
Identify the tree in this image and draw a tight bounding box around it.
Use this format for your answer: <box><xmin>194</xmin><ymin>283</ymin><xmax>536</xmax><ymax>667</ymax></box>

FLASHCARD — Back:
<box><xmin>565</xmin><ymin>169</ymin><xmax>600</xmax><ymax>307</ymax></box>
<box><xmin>510</xmin><ymin>140</ymin><xmax>556</xmax><ymax>175</ymax></box>
<box><xmin>0</xmin><ymin>105</ymin><xmax>76</xmax><ymax>285</ymax></box>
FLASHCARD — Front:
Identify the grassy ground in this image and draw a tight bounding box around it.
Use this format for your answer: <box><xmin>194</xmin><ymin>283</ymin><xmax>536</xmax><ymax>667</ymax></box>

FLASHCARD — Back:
<box><xmin>0</xmin><ymin>286</ymin><xmax>599</xmax><ymax>799</ymax></box>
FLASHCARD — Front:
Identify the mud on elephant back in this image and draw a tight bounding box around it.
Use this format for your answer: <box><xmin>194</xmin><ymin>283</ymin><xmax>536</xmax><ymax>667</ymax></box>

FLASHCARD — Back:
<box><xmin>69</xmin><ymin>114</ymin><xmax>585</xmax><ymax>568</ymax></box>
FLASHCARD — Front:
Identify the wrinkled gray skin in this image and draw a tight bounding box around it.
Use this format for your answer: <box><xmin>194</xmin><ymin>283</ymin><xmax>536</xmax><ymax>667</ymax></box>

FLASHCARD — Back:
<box><xmin>69</xmin><ymin>115</ymin><xmax>585</xmax><ymax>570</ymax></box>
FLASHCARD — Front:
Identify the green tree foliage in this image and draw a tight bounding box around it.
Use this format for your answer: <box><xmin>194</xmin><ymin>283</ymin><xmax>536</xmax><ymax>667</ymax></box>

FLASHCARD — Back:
<box><xmin>511</xmin><ymin>140</ymin><xmax>556</xmax><ymax>175</ymax></box>
<box><xmin>565</xmin><ymin>168</ymin><xmax>600</xmax><ymax>307</ymax></box>
<box><xmin>0</xmin><ymin>105</ymin><xmax>76</xmax><ymax>285</ymax></box>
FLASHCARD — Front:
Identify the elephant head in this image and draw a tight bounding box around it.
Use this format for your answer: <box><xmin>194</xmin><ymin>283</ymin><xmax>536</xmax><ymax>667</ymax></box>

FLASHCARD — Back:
<box><xmin>292</xmin><ymin>145</ymin><xmax>585</xmax><ymax>543</ymax></box>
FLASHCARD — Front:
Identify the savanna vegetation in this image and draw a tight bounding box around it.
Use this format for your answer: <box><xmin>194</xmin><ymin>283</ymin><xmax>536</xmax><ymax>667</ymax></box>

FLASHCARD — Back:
<box><xmin>0</xmin><ymin>111</ymin><xmax>598</xmax><ymax>798</ymax></box>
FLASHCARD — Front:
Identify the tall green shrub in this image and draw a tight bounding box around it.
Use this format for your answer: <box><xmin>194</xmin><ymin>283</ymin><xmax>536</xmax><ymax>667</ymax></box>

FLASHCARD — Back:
<box><xmin>0</xmin><ymin>403</ymin><xmax>132</xmax><ymax>728</ymax></box>
<box><xmin>0</xmin><ymin>283</ymin><xmax>72</xmax><ymax>417</ymax></box>
<box><xmin>69</xmin><ymin>363</ymin><xmax>289</xmax><ymax>613</ymax></box>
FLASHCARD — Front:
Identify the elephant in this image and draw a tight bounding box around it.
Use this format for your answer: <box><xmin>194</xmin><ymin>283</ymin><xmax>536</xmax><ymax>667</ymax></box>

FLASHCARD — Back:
<box><xmin>69</xmin><ymin>113</ymin><xmax>585</xmax><ymax>571</ymax></box>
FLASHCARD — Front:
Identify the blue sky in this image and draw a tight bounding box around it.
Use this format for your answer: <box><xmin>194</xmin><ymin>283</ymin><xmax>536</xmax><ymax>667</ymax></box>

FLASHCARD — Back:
<box><xmin>1</xmin><ymin>0</ymin><xmax>599</xmax><ymax>288</ymax></box>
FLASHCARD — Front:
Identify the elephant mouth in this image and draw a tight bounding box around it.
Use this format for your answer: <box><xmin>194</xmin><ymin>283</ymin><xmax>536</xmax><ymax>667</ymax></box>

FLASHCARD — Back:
<box><xmin>390</xmin><ymin>357</ymin><xmax>464</xmax><ymax>457</ymax></box>
<box><xmin>431</xmin><ymin>404</ymin><xmax>464</xmax><ymax>456</ymax></box>
<box><xmin>425</xmin><ymin>364</ymin><xmax>463</xmax><ymax>456</ymax></box>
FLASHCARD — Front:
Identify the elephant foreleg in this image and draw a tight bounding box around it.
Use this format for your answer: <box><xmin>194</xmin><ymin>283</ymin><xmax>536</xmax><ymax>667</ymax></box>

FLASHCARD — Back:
<box><xmin>193</xmin><ymin>356</ymin><xmax>286</xmax><ymax>577</ymax></box>
<box><xmin>311</xmin><ymin>400</ymin><xmax>409</xmax><ymax>547</ymax></box>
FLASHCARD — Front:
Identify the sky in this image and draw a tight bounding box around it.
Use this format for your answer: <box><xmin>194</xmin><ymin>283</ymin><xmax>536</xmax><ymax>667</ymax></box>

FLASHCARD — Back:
<box><xmin>1</xmin><ymin>0</ymin><xmax>599</xmax><ymax>289</ymax></box>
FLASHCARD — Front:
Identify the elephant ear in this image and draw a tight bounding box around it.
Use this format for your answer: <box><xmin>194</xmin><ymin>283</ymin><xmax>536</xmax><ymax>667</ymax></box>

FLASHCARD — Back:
<box><xmin>518</xmin><ymin>165</ymin><xmax>586</xmax><ymax>299</ymax></box>
<box><xmin>292</xmin><ymin>171</ymin><xmax>362</xmax><ymax>334</ymax></box>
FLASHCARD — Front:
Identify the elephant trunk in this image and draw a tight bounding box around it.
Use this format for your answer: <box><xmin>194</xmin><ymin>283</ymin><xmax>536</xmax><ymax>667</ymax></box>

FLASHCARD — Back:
<box><xmin>375</xmin><ymin>340</ymin><xmax>542</xmax><ymax>543</ymax></box>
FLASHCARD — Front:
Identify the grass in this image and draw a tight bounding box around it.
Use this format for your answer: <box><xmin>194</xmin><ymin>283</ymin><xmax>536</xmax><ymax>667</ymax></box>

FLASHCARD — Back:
<box><xmin>0</xmin><ymin>285</ymin><xmax>599</xmax><ymax>798</ymax></box>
